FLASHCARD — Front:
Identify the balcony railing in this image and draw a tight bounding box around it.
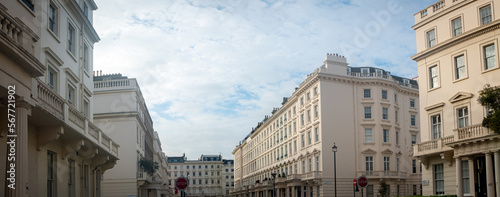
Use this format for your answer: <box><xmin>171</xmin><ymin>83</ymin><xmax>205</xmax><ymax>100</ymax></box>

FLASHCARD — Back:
<box><xmin>357</xmin><ymin>171</ymin><xmax>408</xmax><ymax>179</ymax></box>
<box><xmin>33</xmin><ymin>78</ymin><xmax>120</xmax><ymax>157</ymax></box>
<box><xmin>137</xmin><ymin>172</ymin><xmax>153</xmax><ymax>183</ymax></box>
<box><xmin>414</xmin><ymin>135</ymin><xmax>454</xmax><ymax>157</ymax></box>
<box><xmin>455</xmin><ymin>123</ymin><xmax>495</xmax><ymax>141</ymax></box>
<box><xmin>94</xmin><ymin>79</ymin><xmax>136</xmax><ymax>89</ymax></box>
<box><xmin>35</xmin><ymin>79</ymin><xmax>65</xmax><ymax>120</ymax></box>
<box><xmin>304</xmin><ymin>171</ymin><xmax>322</xmax><ymax>180</ymax></box>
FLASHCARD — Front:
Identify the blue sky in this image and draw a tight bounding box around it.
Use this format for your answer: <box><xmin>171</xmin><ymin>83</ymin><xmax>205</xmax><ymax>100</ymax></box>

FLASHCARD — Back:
<box><xmin>93</xmin><ymin>0</ymin><xmax>435</xmax><ymax>159</ymax></box>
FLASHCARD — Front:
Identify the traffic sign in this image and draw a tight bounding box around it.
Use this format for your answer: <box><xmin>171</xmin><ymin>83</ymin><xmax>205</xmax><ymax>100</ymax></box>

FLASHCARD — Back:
<box><xmin>353</xmin><ymin>179</ymin><xmax>357</xmax><ymax>186</ymax></box>
<box><xmin>357</xmin><ymin>176</ymin><xmax>368</xmax><ymax>188</ymax></box>
<box><xmin>175</xmin><ymin>177</ymin><xmax>189</xmax><ymax>190</ymax></box>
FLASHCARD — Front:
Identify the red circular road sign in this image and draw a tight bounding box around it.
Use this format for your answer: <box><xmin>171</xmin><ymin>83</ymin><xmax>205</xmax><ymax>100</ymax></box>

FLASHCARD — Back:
<box><xmin>357</xmin><ymin>176</ymin><xmax>368</xmax><ymax>188</ymax></box>
<box><xmin>353</xmin><ymin>179</ymin><xmax>357</xmax><ymax>186</ymax></box>
<box><xmin>175</xmin><ymin>177</ymin><xmax>188</xmax><ymax>190</ymax></box>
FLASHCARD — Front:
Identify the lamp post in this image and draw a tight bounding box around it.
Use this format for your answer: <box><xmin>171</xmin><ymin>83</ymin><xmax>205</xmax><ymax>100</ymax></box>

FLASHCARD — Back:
<box><xmin>271</xmin><ymin>172</ymin><xmax>277</xmax><ymax>197</ymax></box>
<box><xmin>332</xmin><ymin>143</ymin><xmax>338</xmax><ymax>197</ymax></box>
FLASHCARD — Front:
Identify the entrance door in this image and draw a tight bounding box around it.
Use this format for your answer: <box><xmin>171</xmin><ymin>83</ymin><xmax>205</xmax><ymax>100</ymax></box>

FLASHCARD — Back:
<box><xmin>475</xmin><ymin>157</ymin><xmax>487</xmax><ymax>197</ymax></box>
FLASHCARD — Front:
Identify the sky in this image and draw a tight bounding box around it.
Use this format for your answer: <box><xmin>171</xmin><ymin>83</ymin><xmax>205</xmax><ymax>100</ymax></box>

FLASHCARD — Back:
<box><xmin>93</xmin><ymin>0</ymin><xmax>436</xmax><ymax>160</ymax></box>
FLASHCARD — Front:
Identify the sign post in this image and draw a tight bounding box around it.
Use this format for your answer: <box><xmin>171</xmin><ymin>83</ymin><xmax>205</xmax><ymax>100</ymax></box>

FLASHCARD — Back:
<box><xmin>175</xmin><ymin>177</ymin><xmax>189</xmax><ymax>196</ymax></box>
<box><xmin>353</xmin><ymin>179</ymin><xmax>357</xmax><ymax>197</ymax></box>
<box><xmin>357</xmin><ymin>176</ymin><xmax>368</xmax><ymax>197</ymax></box>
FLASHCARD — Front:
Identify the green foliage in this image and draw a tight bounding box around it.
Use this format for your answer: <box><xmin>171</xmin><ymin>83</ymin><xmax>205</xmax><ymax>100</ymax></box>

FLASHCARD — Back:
<box><xmin>478</xmin><ymin>84</ymin><xmax>500</xmax><ymax>133</ymax></box>
<box><xmin>139</xmin><ymin>159</ymin><xmax>159</xmax><ymax>175</ymax></box>
<box><xmin>378</xmin><ymin>180</ymin><xmax>389</xmax><ymax>197</ymax></box>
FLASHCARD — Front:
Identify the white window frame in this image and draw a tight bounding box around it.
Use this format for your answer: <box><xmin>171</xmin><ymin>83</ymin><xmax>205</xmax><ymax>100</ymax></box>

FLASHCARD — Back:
<box><xmin>457</xmin><ymin>107</ymin><xmax>469</xmax><ymax>128</ymax></box>
<box><xmin>454</xmin><ymin>54</ymin><xmax>466</xmax><ymax>80</ymax></box>
<box><xmin>383</xmin><ymin>129</ymin><xmax>389</xmax><ymax>143</ymax></box>
<box><xmin>384</xmin><ymin>157</ymin><xmax>390</xmax><ymax>171</ymax></box>
<box><xmin>434</xmin><ymin>164</ymin><xmax>445</xmax><ymax>195</ymax></box>
<box><xmin>480</xmin><ymin>4</ymin><xmax>492</xmax><ymax>25</ymax></box>
<box><xmin>451</xmin><ymin>17</ymin><xmax>462</xmax><ymax>36</ymax></box>
<box><xmin>427</xmin><ymin>29</ymin><xmax>436</xmax><ymax>48</ymax></box>
<box><xmin>363</xmin><ymin>89</ymin><xmax>371</xmax><ymax>98</ymax></box>
<box><xmin>68</xmin><ymin>23</ymin><xmax>76</xmax><ymax>54</ymax></box>
<box><xmin>364</xmin><ymin>106</ymin><xmax>372</xmax><ymax>119</ymax></box>
<box><xmin>429</xmin><ymin>65</ymin><xmax>439</xmax><ymax>89</ymax></box>
<box><xmin>431</xmin><ymin>114</ymin><xmax>442</xmax><ymax>139</ymax></box>
<box><xmin>365</xmin><ymin>128</ymin><xmax>372</xmax><ymax>143</ymax></box>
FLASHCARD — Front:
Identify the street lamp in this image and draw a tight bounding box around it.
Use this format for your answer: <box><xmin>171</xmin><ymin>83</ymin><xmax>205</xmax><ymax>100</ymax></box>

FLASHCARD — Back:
<box><xmin>271</xmin><ymin>172</ymin><xmax>277</xmax><ymax>197</ymax></box>
<box><xmin>332</xmin><ymin>143</ymin><xmax>338</xmax><ymax>197</ymax></box>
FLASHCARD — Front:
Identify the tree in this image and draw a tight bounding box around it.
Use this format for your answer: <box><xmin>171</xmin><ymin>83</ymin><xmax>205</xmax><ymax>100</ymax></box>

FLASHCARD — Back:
<box><xmin>478</xmin><ymin>84</ymin><xmax>500</xmax><ymax>134</ymax></box>
<box><xmin>139</xmin><ymin>159</ymin><xmax>159</xmax><ymax>175</ymax></box>
<box><xmin>378</xmin><ymin>180</ymin><xmax>389</xmax><ymax>197</ymax></box>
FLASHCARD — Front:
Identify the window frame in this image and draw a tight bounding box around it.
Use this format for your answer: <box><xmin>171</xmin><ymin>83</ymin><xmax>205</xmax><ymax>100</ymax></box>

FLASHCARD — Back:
<box><xmin>426</xmin><ymin>28</ymin><xmax>436</xmax><ymax>48</ymax></box>
<box><xmin>364</xmin><ymin>128</ymin><xmax>373</xmax><ymax>143</ymax></box>
<box><xmin>479</xmin><ymin>4</ymin><xmax>493</xmax><ymax>25</ymax></box>
<box><xmin>48</xmin><ymin>2</ymin><xmax>59</xmax><ymax>36</ymax></box>
<box><xmin>457</xmin><ymin>107</ymin><xmax>469</xmax><ymax>128</ymax></box>
<box><xmin>431</xmin><ymin>114</ymin><xmax>442</xmax><ymax>139</ymax></box>
<box><xmin>364</xmin><ymin>106</ymin><xmax>372</xmax><ymax>119</ymax></box>
<box><xmin>67</xmin><ymin>22</ymin><xmax>76</xmax><ymax>55</ymax></box>
<box><xmin>383</xmin><ymin>129</ymin><xmax>389</xmax><ymax>143</ymax></box>
<box><xmin>363</xmin><ymin>89</ymin><xmax>371</xmax><ymax>99</ymax></box>
<box><xmin>483</xmin><ymin>43</ymin><xmax>497</xmax><ymax>71</ymax></box>
<box><xmin>451</xmin><ymin>16</ymin><xmax>463</xmax><ymax>37</ymax></box>
<box><xmin>434</xmin><ymin>164</ymin><xmax>445</xmax><ymax>195</ymax></box>
<box><xmin>428</xmin><ymin>64</ymin><xmax>440</xmax><ymax>90</ymax></box>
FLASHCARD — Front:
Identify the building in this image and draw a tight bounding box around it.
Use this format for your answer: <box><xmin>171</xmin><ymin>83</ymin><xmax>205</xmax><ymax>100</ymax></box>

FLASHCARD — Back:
<box><xmin>93</xmin><ymin>73</ymin><xmax>171</xmax><ymax>197</ymax></box>
<box><xmin>231</xmin><ymin>54</ymin><xmax>421</xmax><ymax>197</ymax></box>
<box><xmin>167</xmin><ymin>154</ymin><xmax>234</xmax><ymax>196</ymax></box>
<box><xmin>0</xmin><ymin>0</ymin><xmax>120</xmax><ymax>196</ymax></box>
<box><xmin>412</xmin><ymin>0</ymin><xmax>500</xmax><ymax>196</ymax></box>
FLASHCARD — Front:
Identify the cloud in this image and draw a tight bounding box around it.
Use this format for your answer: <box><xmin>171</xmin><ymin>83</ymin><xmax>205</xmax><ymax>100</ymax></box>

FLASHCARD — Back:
<box><xmin>93</xmin><ymin>0</ymin><xmax>435</xmax><ymax>159</ymax></box>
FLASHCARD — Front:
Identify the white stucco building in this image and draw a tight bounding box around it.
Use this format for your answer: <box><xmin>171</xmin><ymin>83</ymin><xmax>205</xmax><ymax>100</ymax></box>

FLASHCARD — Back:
<box><xmin>412</xmin><ymin>0</ymin><xmax>500</xmax><ymax>196</ymax></box>
<box><xmin>167</xmin><ymin>154</ymin><xmax>234</xmax><ymax>197</ymax></box>
<box><xmin>93</xmin><ymin>73</ymin><xmax>172</xmax><ymax>197</ymax></box>
<box><xmin>232</xmin><ymin>54</ymin><xmax>421</xmax><ymax>197</ymax></box>
<box><xmin>0</xmin><ymin>0</ymin><xmax>119</xmax><ymax>196</ymax></box>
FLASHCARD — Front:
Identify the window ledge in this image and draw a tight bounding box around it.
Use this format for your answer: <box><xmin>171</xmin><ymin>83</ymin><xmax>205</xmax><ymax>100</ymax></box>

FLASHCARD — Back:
<box><xmin>481</xmin><ymin>66</ymin><xmax>500</xmax><ymax>74</ymax></box>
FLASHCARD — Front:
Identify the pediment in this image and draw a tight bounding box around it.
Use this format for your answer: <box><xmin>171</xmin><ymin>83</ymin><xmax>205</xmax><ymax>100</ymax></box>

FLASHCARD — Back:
<box><xmin>381</xmin><ymin>149</ymin><xmax>393</xmax><ymax>155</ymax></box>
<box><xmin>361</xmin><ymin>148</ymin><xmax>377</xmax><ymax>155</ymax></box>
<box><xmin>395</xmin><ymin>151</ymin><xmax>402</xmax><ymax>156</ymax></box>
<box><xmin>449</xmin><ymin>92</ymin><xmax>473</xmax><ymax>103</ymax></box>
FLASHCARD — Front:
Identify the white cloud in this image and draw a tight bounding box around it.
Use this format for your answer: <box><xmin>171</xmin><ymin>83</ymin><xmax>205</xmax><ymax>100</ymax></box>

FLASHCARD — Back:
<box><xmin>93</xmin><ymin>0</ymin><xmax>435</xmax><ymax>159</ymax></box>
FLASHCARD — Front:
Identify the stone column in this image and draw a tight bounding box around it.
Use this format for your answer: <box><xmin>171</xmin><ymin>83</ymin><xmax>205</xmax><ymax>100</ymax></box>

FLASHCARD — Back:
<box><xmin>494</xmin><ymin>151</ymin><xmax>500</xmax><ymax>197</ymax></box>
<box><xmin>14</xmin><ymin>104</ymin><xmax>30</xmax><ymax>197</ymax></box>
<box><xmin>485</xmin><ymin>152</ymin><xmax>495</xmax><ymax>197</ymax></box>
<box><xmin>456</xmin><ymin>157</ymin><xmax>463</xmax><ymax>197</ymax></box>
<box><xmin>468</xmin><ymin>158</ymin><xmax>475</xmax><ymax>196</ymax></box>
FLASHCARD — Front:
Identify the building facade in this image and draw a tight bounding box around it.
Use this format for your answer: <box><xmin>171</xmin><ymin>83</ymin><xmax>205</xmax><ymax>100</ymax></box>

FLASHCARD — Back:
<box><xmin>0</xmin><ymin>0</ymin><xmax>120</xmax><ymax>196</ymax></box>
<box><xmin>93</xmin><ymin>73</ymin><xmax>171</xmax><ymax>197</ymax></box>
<box><xmin>167</xmin><ymin>154</ymin><xmax>234</xmax><ymax>197</ymax></box>
<box><xmin>412</xmin><ymin>0</ymin><xmax>500</xmax><ymax>196</ymax></box>
<box><xmin>232</xmin><ymin>54</ymin><xmax>421</xmax><ymax>197</ymax></box>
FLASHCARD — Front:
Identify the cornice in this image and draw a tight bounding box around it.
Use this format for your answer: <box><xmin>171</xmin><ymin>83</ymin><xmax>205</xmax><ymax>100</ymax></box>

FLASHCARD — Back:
<box><xmin>412</xmin><ymin>20</ymin><xmax>500</xmax><ymax>61</ymax></box>
<box><xmin>317</xmin><ymin>73</ymin><xmax>419</xmax><ymax>97</ymax></box>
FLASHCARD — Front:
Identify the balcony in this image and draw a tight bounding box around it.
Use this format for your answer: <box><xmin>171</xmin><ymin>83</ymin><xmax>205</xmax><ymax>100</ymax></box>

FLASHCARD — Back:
<box><xmin>303</xmin><ymin>171</ymin><xmax>322</xmax><ymax>180</ymax></box>
<box><xmin>0</xmin><ymin>7</ymin><xmax>44</xmax><ymax>77</ymax></box>
<box><xmin>137</xmin><ymin>171</ymin><xmax>153</xmax><ymax>183</ymax></box>
<box><xmin>357</xmin><ymin>171</ymin><xmax>408</xmax><ymax>179</ymax></box>
<box><xmin>33</xmin><ymin>78</ymin><xmax>120</xmax><ymax>158</ymax></box>
<box><xmin>413</xmin><ymin>135</ymin><xmax>454</xmax><ymax>157</ymax></box>
<box><xmin>453</xmin><ymin>123</ymin><xmax>497</xmax><ymax>143</ymax></box>
<box><xmin>94</xmin><ymin>78</ymin><xmax>138</xmax><ymax>90</ymax></box>
<box><xmin>415</xmin><ymin>0</ymin><xmax>466</xmax><ymax>24</ymax></box>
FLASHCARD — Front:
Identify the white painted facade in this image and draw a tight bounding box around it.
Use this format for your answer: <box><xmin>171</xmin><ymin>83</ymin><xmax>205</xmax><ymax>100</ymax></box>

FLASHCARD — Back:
<box><xmin>93</xmin><ymin>73</ymin><xmax>172</xmax><ymax>197</ymax></box>
<box><xmin>0</xmin><ymin>0</ymin><xmax>119</xmax><ymax>196</ymax></box>
<box><xmin>413</xmin><ymin>0</ymin><xmax>500</xmax><ymax>196</ymax></box>
<box><xmin>232</xmin><ymin>54</ymin><xmax>421</xmax><ymax>197</ymax></box>
<box><xmin>167</xmin><ymin>154</ymin><xmax>234</xmax><ymax>197</ymax></box>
